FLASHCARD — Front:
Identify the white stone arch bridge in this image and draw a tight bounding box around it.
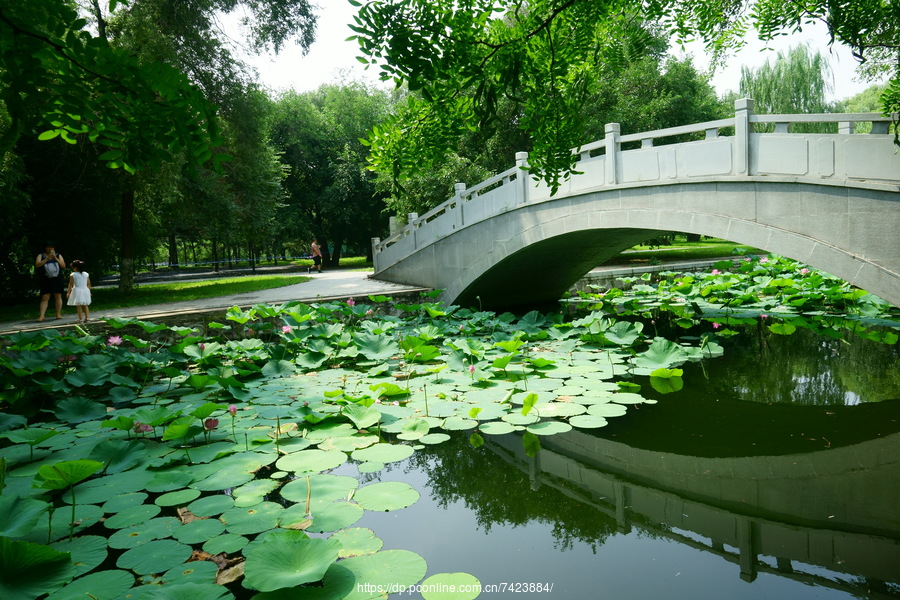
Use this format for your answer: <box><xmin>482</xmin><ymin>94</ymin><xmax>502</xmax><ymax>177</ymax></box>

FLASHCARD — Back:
<box><xmin>372</xmin><ymin>99</ymin><xmax>900</xmax><ymax>310</ymax></box>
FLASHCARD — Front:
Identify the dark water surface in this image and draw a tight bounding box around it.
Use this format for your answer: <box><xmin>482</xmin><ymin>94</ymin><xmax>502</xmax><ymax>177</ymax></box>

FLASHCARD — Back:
<box><xmin>349</xmin><ymin>327</ymin><xmax>900</xmax><ymax>599</ymax></box>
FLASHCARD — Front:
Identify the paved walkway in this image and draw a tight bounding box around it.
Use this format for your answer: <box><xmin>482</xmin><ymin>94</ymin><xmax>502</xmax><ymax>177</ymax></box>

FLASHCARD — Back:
<box><xmin>0</xmin><ymin>270</ymin><xmax>428</xmax><ymax>335</ymax></box>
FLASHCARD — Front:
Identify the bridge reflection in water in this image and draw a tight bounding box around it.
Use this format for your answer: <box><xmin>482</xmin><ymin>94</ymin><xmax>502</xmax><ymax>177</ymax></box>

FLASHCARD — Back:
<box><xmin>485</xmin><ymin>429</ymin><xmax>899</xmax><ymax>597</ymax></box>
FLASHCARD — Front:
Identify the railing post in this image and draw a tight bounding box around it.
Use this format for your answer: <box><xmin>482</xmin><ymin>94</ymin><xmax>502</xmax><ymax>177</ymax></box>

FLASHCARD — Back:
<box><xmin>605</xmin><ymin>123</ymin><xmax>620</xmax><ymax>185</ymax></box>
<box><xmin>515</xmin><ymin>151</ymin><xmax>530</xmax><ymax>204</ymax></box>
<box><xmin>407</xmin><ymin>213</ymin><xmax>418</xmax><ymax>249</ymax></box>
<box><xmin>371</xmin><ymin>237</ymin><xmax>381</xmax><ymax>271</ymax></box>
<box><xmin>388</xmin><ymin>216</ymin><xmax>399</xmax><ymax>234</ymax></box>
<box><xmin>454</xmin><ymin>182</ymin><xmax>466</xmax><ymax>228</ymax></box>
<box><xmin>735</xmin><ymin>98</ymin><xmax>754</xmax><ymax>176</ymax></box>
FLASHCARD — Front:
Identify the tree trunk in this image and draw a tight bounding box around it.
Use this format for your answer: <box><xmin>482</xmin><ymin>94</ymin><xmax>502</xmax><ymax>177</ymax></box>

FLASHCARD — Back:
<box><xmin>212</xmin><ymin>239</ymin><xmax>219</xmax><ymax>272</ymax></box>
<box><xmin>168</xmin><ymin>231</ymin><xmax>178</xmax><ymax>268</ymax></box>
<box><xmin>328</xmin><ymin>237</ymin><xmax>343</xmax><ymax>268</ymax></box>
<box><xmin>119</xmin><ymin>186</ymin><xmax>136</xmax><ymax>293</ymax></box>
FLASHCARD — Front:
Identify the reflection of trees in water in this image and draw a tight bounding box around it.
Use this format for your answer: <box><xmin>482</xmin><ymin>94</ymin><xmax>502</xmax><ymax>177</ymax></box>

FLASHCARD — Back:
<box><xmin>698</xmin><ymin>324</ymin><xmax>900</xmax><ymax>405</ymax></box>
<box><xmin>405</xmin><ymin>434</ymin><xmax>622</xmax><ymax>552</ymax></box>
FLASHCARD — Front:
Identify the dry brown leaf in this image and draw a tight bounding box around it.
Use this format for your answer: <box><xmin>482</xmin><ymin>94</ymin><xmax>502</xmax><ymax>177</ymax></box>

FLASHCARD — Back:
<box><xmin>215</xmin><ymin>560</ymin><xmax>245</xmax><ymax>585</ymax></box>
<box><xmin>177</xmin><ymin>507</ymin><xmax>207</xmax><ymax>524</ymax></box>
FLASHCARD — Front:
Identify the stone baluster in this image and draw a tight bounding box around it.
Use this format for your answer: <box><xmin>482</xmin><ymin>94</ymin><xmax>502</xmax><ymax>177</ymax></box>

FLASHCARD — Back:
<box><xmin>734</xmin><ymin>98</ymin><xmax>754</xmax><ymax>176</ymax></box>
<box><xmin>605</xmin><ymin>123</ymin><xmax>621</xmax><ymax>185</ymax></box>
<box><xmin>515</xmin><ymin>151</ymin><xmax>529</xmax><ymax>204</ymax></box>
<box><xmin>453</xmin><ymin>182</ymin><xmax>466</xmax><ymax>229</ymax></box>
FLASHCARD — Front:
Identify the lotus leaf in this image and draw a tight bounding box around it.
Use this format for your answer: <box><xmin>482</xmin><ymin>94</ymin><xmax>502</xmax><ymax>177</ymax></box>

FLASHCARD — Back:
<box><xmin>275</xmin><ymin>449</ymin><xmax>347</xmax><ymax>474</ymax></box>
<box><xmin>440</xmin><ymin>417</ymin><xmax>478</xmax><ymax>431</ymax></box>
<box><xmin>317</xmin><ymin>434</ymin><xmax>379</xmax><ymax>452</ymax></box>
<box><xmin>569</xmin><ymin>415</ymin><xmax>610</xmax><ymax>428</ymax></box>
<box><xmin>526</xmin><ymin>421</ymin><xmax>573</xmax><ymax>435</ymax></box>
<box><xmin>329</xmin><ymin>528</ymin><xmax>383</xmax><ymax>558</ymax></box>
<box><xmin>107</xmin><ymin>517</ymin><xmax>181</xmax><ymax>549</ymax></box>
<box><xmin>350</xmin><ymin>443</ymin><xmax>414</xmax><ymax>464</ymax></box>
<box><xmin>50</xmin><ymin>535</ymin><xmax>107</xmax><ymax>577</ymax></box>
<box><xmin>202</xmin><ymin>533</ymin><xmax>248</xmax><ymax>555</ymax></box>
<box><xmin>221</xmin><ymin>502</ymin><xmax>285</xmax><ymax>535</ymax></box>
<box><xmin>53</xmin><ymin>398</ymin><xmax>107</xmax><ymax>424</ymax></box>
<box><xmin>155</xmin><ymin>489</ymin><xmax>202</xmax><ymax>507</ymax></box>
<box><xmin>286</xmin><ymin>501</ymin><xmax>364</xmax><ymax>533</ymax></box>
<box><xmin>187</xmin><ymin>495</ymin><xmax>235</xmax><ymax>517</ymax></box>
<box><xmin>116</xmin><ymin>539</ymin><xmax>192</xmax><ymax>575</ymax></box>
<box><xmin>173</xmin><ymin>518</ymin><xmax>226</xmax><ymax>544</ymax></box>
<box><xmin>232</xmin><ymin>479</ymin><xmax>280</xmax><ymax>508</ymax></box>
<box><xmin>420</xmin><ymin>572</ymin><xmax>483</xmax><ymax>600</ymax></box>
<box><xmin>243</xmin><ymin>531</ymin><xmax>341</xmax><ymax>592</ymax></box>
<box><xmin>0</xmin><ymin>537</ymin><xmax>76</xmax><ymax>600</ymax></box>
<box><xmin>479</xmin><ymin>421</ymin><xmax>517</xmax><ymax>435</ymax></box>
<box><xmin>281</xmin><ymin>474</ymin><xmax>359</xmax><ymax>505</ymax></box>
<box><xmin>0</xmin><ymin>496</ymin><xmax>48</xmax><ymax>538</ymax></box>
<box><xmin>88</xmin><ymin>439</ymin><xmax>151</xmax><ymax>474</ymax></box>
<box><xmin>531</xmin><ymin>402</ymin><xmax>586</xmax><ymax>418</ymax></box>
<box><xmin>45</xmin><ymin>569</ymin><xmax>134</xmax><ymax>600</ymax></box>
<box><xmin>104</xmin><ymin>504</ymin><xmax>162</xmax><ymax>529</ymax></box>
<box><xmin>610</xmin><ymin>392</ymin><xmax>647</xmax><ymax>405</ymax></box>
<box><xmin>27</xmin><ymin>504</ymin><xmax>105</xmax><ymax>543</ymax></box>
<box><xmin>336</xmin><ymin>549</ymin><xmax>427</xmax><ymax>597</ymax></box>
<box><xmin>354</xmin><ymin>481</ymin><xmax>420</xmax><ymax>511</ymax></box>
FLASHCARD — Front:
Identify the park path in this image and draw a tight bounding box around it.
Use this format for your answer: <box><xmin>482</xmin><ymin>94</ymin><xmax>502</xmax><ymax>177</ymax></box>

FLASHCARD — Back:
<box><xmin>0</xmin><ymin>270</ymin><xmax>427</xmax><ymax>336</ymax></box>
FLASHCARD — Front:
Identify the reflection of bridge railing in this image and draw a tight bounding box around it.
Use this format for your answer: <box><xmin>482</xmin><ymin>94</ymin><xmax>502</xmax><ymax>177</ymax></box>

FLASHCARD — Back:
<box><xmin>372</xmin><ymin>99</ymin><xmax>899</xmax><ymax>274</ymax></box>
<box><xmin>486</xmin><ymin>430</ymin><xmax>900</xmax><ymax>597</ymax></box>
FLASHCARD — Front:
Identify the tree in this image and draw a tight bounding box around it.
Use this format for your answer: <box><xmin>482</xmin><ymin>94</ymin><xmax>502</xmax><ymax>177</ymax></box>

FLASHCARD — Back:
<box><xmin>351</xmin><ymin>0</ymin><xmax>900</xmax><ymax>187</ymax></box>
<box><xmin>738</xmin><ymin>44</ymin><xmax>835</xmax><ymax>132</ymax></box>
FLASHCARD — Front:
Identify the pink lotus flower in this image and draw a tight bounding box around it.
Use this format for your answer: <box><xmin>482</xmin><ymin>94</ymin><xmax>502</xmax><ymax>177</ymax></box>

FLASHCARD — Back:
<box><xmin>759</xmin><ymin>257</ymin><xmax>769</xmax><ymax>264</ymax></box>
<box><xmin>469</xmin><ymin>365</ymin><xmax>475</xmax><ymax>374</ymax></box>
<box><xmin>346</xmin><ymin>297</ymin><xmax>356</xmax><ymax>307</ymax></box>
<box><xmin>107</xmin><ymin>336</ymin><xmax>123</xmax><ymax>346</ymax></box>
<box><xmin>282</xmin><ymin>325</ymin><xmax>292</xmax><ymax>333</ymax></box>
<box><xmin>800</xmin><ymin>268</ymin><xmax>809</xmax><ymax>275</ymax></box>
<box><xmin>133</xmin><ymin>421</ymin><xmax>152</xmax><ymax>434</ymax></box>
<box><xmin>712</xmin><ymin>322</ymin><xmax>721</xmax><ymax>329</ymax></box>
<box><xmin>760</xmin><ymin>314</ymin><xmax>769</xmax><ymax>320</ymax></box>
<box><xmin>228</xmin><ymin>404</ymin><xmax>237</xmax><ymax>416</ymax></box>
<box><xmin>711</xmin><ymin>269</ymin><xmax>721</xmax><ymax>275</ymax></box>
<box><xmin>391</xmin><ymin>401</ymin><xmax>400</xmax><ymax>406</ymax></box>
<box><xmin>198</xmin><ymin>343</ymin><xmax>205</xmax><ymax>351</ymax></box>
<box><xmin>365</xmin><ymin>309</ymin><xmax>374</xmax><ymax>316</ymax></box>
<box><xmin>204</xmin><ymin>418</ymin><xmax>219</xmax><ymax>431</ymax></box>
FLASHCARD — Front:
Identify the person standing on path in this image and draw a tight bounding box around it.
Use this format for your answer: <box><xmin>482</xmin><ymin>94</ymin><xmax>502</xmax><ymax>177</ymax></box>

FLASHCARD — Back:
<box><xmin>35</xmin><ymin>242</ymin><xmax>66</xmax><ymax>321</ymax></box>
<box><xmin>311</xmin><ymin>238</ymin><xmax>323</xmax><ymax>273</ymax></box>
<box><xmin>66</xmin><ymin>260</ymin><xmax>92</xmax><ymax>323</ymax></box>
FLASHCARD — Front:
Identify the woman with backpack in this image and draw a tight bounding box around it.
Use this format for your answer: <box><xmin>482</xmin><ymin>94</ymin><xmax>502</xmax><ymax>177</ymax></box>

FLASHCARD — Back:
<box><xmin>35</xmin><ymin>242</ymin><xmax>66</xmax><ymax>321</ymax></box>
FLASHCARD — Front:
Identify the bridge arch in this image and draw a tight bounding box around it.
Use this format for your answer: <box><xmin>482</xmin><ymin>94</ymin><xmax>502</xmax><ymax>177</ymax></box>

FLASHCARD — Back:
<box><xmin>373</xmin><ymin>101</ymin><xmax>900</xmax><ymax>310</ymax></box>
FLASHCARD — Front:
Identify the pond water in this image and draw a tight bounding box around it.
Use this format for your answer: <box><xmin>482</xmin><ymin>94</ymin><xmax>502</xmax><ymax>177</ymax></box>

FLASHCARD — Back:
<box><xmin>347</xmin><ymin>327</ymin><xmax>900</xmax><ymax>599</ymax></box>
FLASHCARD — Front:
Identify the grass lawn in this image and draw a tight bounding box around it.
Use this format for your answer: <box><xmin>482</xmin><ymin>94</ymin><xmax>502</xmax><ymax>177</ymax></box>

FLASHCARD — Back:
<box><xmin>604</xmin><ymin>239</ymin><xmax>761</xmax><ymax>265</ymax></box>
<box><xmin>0</xmin><ymin>275</ymin><xmax>309</xmax><ymax>323</ymax></box>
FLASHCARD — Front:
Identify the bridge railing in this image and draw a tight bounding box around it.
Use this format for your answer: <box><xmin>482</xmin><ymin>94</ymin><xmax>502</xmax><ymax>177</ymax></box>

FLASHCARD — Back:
<box><xmin>373</xmin><ymin>99</ymin><xmax>898</xmax><ymax>272</ymax></box>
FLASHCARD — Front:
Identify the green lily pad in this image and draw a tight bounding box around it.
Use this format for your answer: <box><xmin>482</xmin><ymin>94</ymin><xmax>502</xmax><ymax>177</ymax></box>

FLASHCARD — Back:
<box><xmin>526</xmin><ymin>421</ymin><xmax>573</xmax><ymax>436</ymax></box>
<box><xmin>587</xmin><ymin>403</ymin><xmax>628</xmax><ymax>417</ymax></box>
<box><xmin>0</xmin><ymin>496</ymin><xmax>48</xmax><ymax>538</ymax></box>
<box><xmin>610</xmin><ymin>392</ymin><xmax>647</xmax><ymax>404</ymax></box>
<box><xmin>417</xmin><ymin>432</ymin><xmax>450</xmax><ymax>445</ymax></box>
<box><xmin>107</xmin><ymin>517</ymin><xmax>181</xmax><ymax>550</ymax></box>
<box><xmin>104</xmin><ymin>504</ymin><xmax>162</xmax><ymax>529</ymax></box>
<box><xmin>329</xmin><ymin>528</ymin><xmax>383</xmax><ymax>558</ymax></box>
<box><xmin>232</xmin><ymin>479</ymin><xmax>280</xmax><ymax>508</ymax></box>
<box><xmin>173</xmin><ymin>518</ymin><xmax>226</xmax><ymax>544</ymax></box>
<box><xmin>337</xmin><ymin>550</ymin><xmax>427</xmax><ymax>597</ymax></box>
<box><xmin>316</xmin><ymin>435</ymin><xmax>379</xmax><ymax>452</ymax></box>
<box><xmin>275</xmin><ymin>449</ymin><xmax>347</xmax><ymax>474</ymax></box>
<box><xmin>187</xmin><ymin>495</ymin><xmax>235</xmax><ymax>517</ymax></box>
<box><xmin>155</xmin><ymin>489</ymin><xmax>202</xmax><ymax>507</ymax></box>
<box><xmin>440</xmin><ymin>417</ymin><xmax>477</xmax><ymax>431</ymax></box>
<box><xmin>202</xmin><ymin>534</ymin><xmax>248</xmax><ymax>555</ymax></box>
<box><xmin>0</xmin><ymin>537</ymin><xmax>75</xmax><ymax>599</ymax></box>
<box><xmin>569</xmin><ymin>414</ymin><xmax>610</xmax><ymax>429</ymax></box>
<box><xmin>51</xmin><ymin>535</ymin><xmax>107</xmax><ymax>577</ymax></box>
<box><xmin>116</xmin><ymin>539</ymin><xmax>192</xmax><ymax>575</ymax></box>
<box><xmin>67</xmin><ymin>469</ymin><xmax>153</xmax><ymax>505</ymax></box>
<box><xmin>28</xmin><ymin>504</ymin><xmax>105</xmax><ymax>543</ymax></box>
<box><xmin>102</xmin><ymin>493</ymin><xmax>149</xmax><ymax>514</ymax></box>
<box><xmin>479</xmin><ymin>421</ymin><xmax>517</xmax><ymax>435</ymax></box>
<box><xmin>146</xmin><ymin>471</ymin><xmax>195</xmax><ymax>493</ymax></box>
<box><xmin>420</xmin><ymin>572</ymin><xmax>483</xmax><ymax>600</ymax></box>
<box><xmin>221</xmin><ymin>502</ymin><xmax>284</xmax><ymax>535</ymax></box>
<box><xmin>531</xmin><ymin>402</ymin><xmax>586</xmax><ymax>418</ymax></box>
<box><xmin>281</xmin><ymin>474</ymin><xmax>358</xmax><ymax>505</ymax></box>
<box><xmin>161</xmin><ymin>561</ymin><xmax>219</xmax><ymax>586</ymax></box>
<box><xmin>46</xmin><ymin>570</ymin><xmax>134</xmax><ymax>600</ymax></box>
<box><xmin>243</xmin><ymin>531</ymin><xmax>341</xmax><ymax>592</ymax></box>
<box><xmin>353</xmin><ymin>481</ymin><xmax>420</xmax><ymax>512</ymax></box>
<box><xmin>500</xmin><ymin>413</ymin><xmax>539</xmax><ymax>425</ymax></box>
<box><xmin>299</xmin><ymin>502</ymin><xmax>364</xmax><ymax>533</ymax></box>
<box><xmin>350</xmin><ymin>443</ymin><xmax>414</xmax><ymax>464</ymax></box>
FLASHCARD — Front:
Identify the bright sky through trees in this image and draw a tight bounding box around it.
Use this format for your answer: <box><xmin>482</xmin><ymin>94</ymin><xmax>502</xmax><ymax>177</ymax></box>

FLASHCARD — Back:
<box><xmin>224</xmin><ymin>2</ymin><xmax>880</xmax><ymax>101</ymax></box>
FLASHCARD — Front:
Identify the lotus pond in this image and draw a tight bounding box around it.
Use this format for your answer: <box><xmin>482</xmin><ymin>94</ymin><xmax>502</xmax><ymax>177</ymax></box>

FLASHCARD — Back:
<box><xmin>0</xmin><ymin>255</ymin><xmax>898</xmax><ymax>599</ymax></box>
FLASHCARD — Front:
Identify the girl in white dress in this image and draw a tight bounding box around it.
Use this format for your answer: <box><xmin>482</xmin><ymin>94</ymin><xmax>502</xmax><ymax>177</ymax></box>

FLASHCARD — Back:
<box><xmin>66</xmin><ymin>260</ymin><xmax>92</xmax><ymax>323</ymax></box>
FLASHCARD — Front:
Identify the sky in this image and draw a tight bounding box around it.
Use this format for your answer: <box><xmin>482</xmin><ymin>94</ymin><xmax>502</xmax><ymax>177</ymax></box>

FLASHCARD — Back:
<box><xmin>224</xmin><ymin>2</ymin><xmax>882</xmax><ymax>103</ymax></box>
